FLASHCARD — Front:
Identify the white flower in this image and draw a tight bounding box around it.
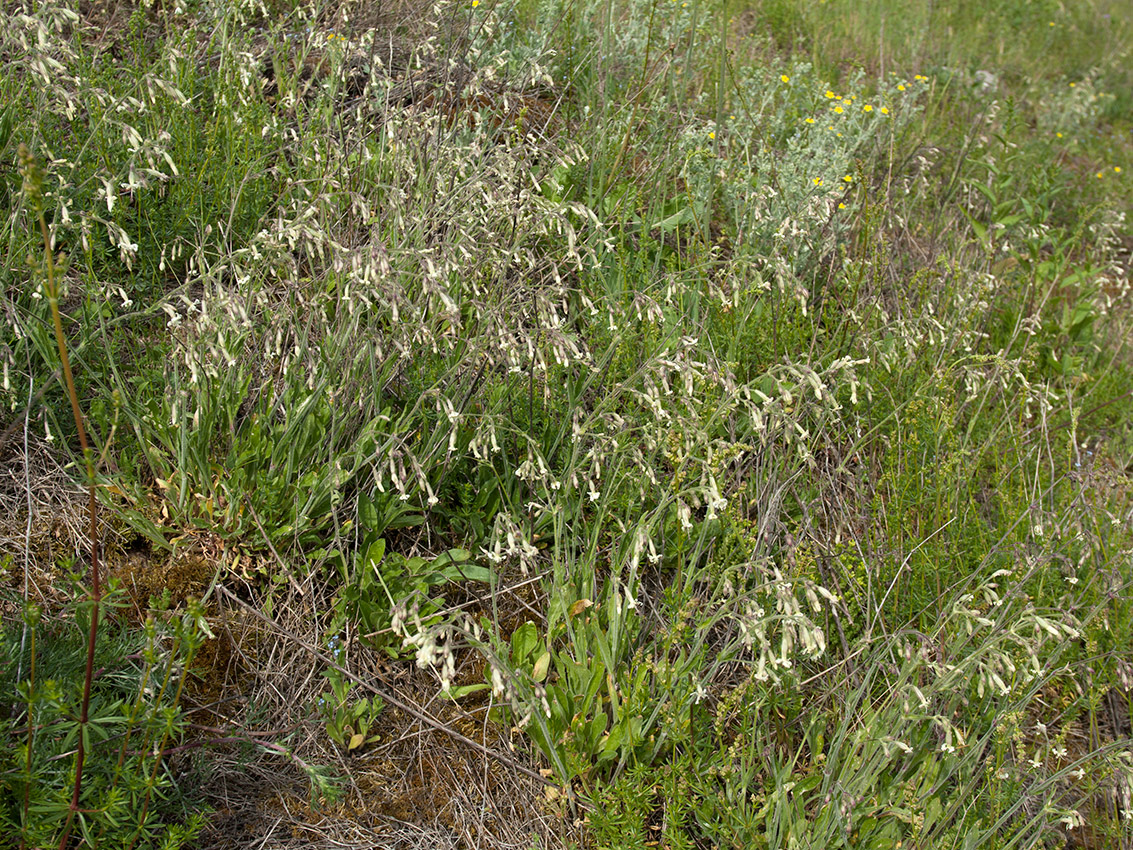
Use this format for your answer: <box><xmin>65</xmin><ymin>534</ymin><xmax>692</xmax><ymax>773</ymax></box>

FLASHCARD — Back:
<box><xmin>1060</xmin><ymin>811</ymin><xmax>1083</xmax><ymax>829</ymax></box>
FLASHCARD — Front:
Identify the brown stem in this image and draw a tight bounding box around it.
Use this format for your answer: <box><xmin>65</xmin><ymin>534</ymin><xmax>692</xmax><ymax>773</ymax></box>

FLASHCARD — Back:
<box><xmin>32</xmin><ymin>205</ymin><xmax>101</xmax><ymax>850</ymax></box>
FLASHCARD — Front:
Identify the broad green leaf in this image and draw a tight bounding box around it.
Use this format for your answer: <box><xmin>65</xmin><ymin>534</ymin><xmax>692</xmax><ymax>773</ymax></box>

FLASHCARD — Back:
<box><xmin>532</xmin><ymin>651</ymin><xmax>551</xmax><ymax>682</ymax></box>
<box><xmin>511</xmin><ymin>621</ymin><xmax>539</xmax><ymax>665</ymax></box>
<box><xmin>443</xmin><ymin>683</ymin><xmax>491</xmax><ymax>700</ymax></box>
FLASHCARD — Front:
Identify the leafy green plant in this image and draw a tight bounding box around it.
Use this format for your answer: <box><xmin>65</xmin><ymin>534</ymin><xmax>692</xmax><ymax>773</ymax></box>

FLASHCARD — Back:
<box><xmin>0</xmin><ymin>578</ymin><xmax>209</xmax><ymax>848</ymax></box>
<box><xmin>330</xmin><ymin>527</ymin><xmax>494</xmax><ymax>656</ymax></box>
<box><xmin>317</xmin><ymin>637</ymin><xmax>385</xmax><ymax>753</ymax></box>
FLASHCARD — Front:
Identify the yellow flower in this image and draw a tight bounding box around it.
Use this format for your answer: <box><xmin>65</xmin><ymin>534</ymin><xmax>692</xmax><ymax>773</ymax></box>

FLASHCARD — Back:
<box><xmin>709</xmin><ymin>131</ymin><xmax>716</xmax><ymax>140</ymax></box>
<box><xmin>842</xmin><ymin>99</ymin><xmax>852</xmax><ymax>105</ymax></box>
<box><xmin>833</xmin><ymin>106</ymin><xmax>843</xmax><ymax>114</ymax></box>
<box><xmin>813</xmin><ymin>177</ymin><xmax>823</xmax><ymax>186</ymax></box>
<box><xmin>897</xmin><ymin>84</ymin><xmax>906</xmax><ymax>91</ymax></box>
<box><xmin>781</xmin><ymin>74</ymin><xmax>791</xmax><ymax>83</ymax></box>
<box><xmin>880</xmin><ymin>106</ymin><xmax>889</xmax><ymax>115</ymax></box>
<box><xmin>825</xmin><ymin>90</ymin><xmax>837</xmax><ymax>99</ymax></box>
<box><xmin>1056</xmin><ymin>132</ymin><xmax>1063</xmax><ymax>138</ymax></box>
<box><xmin>843</xmin><ymin>175</ymin><xmax>852</xmax><ymax>182</ymax></box>
<box><xmin>472</xmin><ymin>0</ymin><xmax>480</xmax><ymax>5</ymax></box>
<box><xmin>862</xmin><ymin>104</ymin><xmax>873</xmax><ymax>112</ymax></box>
<box><xmin>1116</xmin><ymin>166</ymin><xmax>1123</xmax><ymax>174</ymax></box>
<box><xmin>1069</xmin><ymin>82</ymin><xmax>1076</xmax><ymax>88</ymax></box>
<box><xmin>1049</xmin><ymin>21</ymin><xmax>1055</xmax><ymax>26</ymax></box>
<box><xmin>1096</xmin><ymin>171</ymin><xmax>1103</xmax><ymax>178</ymax></box>
<box><xmin>805</xmin><ymin>117</ymin><xmax>816</xmax><ymax>124</ymax></box>
<box><xmin>729</xmin><ymin>114</ymin><xmax>736</xmax><ymax>120</ymax></box>
<box><xmin>838</xmin><ymin>202</ymin><xmax>846</xmax><ymax>209</ymax></box>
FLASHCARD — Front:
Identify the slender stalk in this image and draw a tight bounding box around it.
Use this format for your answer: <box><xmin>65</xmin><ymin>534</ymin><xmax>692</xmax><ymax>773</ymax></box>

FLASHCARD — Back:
<box><xmin>18</xmin><ymin>144</ymin><xmax>102</xmax><ymax>850</ymax></box>
<box><xmin>19</xmin><ymin>612</ymin><xmax>38</xmax><ymax>850</ymax></box>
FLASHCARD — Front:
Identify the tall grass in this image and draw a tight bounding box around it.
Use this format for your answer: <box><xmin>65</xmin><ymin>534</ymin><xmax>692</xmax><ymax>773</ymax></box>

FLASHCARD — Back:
<box><xmin>1</xmin><ymin>0</ymin><xmax>1131</xmax><ymax>846</ymax></box>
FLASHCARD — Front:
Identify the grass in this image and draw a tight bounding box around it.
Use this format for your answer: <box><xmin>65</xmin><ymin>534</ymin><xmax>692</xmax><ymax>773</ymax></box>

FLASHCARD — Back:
<box><xmin>1</xmin><ymin>0</ymin><xmax>1132</xmax><ymax>847</ymax></box>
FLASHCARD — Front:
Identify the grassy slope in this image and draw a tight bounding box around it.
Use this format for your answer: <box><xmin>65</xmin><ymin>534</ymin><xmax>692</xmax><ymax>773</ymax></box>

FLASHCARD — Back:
<box><xmin>1</xmin><ymin>0</ymin><xmax>1132</xmax><ymax>847</ymax></box>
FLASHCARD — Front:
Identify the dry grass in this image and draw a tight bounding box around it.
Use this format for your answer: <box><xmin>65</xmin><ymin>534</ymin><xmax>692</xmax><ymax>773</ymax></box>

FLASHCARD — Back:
<box><xmin>171</xmin><ymin>574</ymin><xmax>580</xmax><ymax>849</ymax></box>
<box><xmin>0</xmin><ymin>437</ymin><xmax>94</xmax><ymax>604</ymax></box>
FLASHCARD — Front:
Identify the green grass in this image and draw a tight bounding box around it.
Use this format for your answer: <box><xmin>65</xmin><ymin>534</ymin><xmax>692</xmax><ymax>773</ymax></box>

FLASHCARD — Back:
<box><xmin>2</xmin><ymin>0</ymin><xmax>1132</xmax><ymax>846</ymax></box>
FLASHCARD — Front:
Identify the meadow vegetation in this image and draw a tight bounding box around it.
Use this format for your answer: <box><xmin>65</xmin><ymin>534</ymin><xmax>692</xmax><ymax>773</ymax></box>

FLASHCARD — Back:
<box><xmin>1</xmin><ymin>0</ymin><xmax>1132</xmax><ymax>846</ymax></box>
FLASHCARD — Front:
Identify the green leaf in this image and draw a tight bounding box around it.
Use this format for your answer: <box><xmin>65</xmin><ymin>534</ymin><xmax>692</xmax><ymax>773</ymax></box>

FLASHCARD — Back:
<box><xmin>532</xmin><ymin>651</ymin><xmax>551</xmax><ymax>682</ymax></box>
<box><xmin>651</xmin><ymin>206</ymin><xmax>694</xmax><ymax>233</ymax></box>
<box><xmin>386</xmin><ymin>512</ymin><xmax>425</xmax><ymax>529</ymax></box>
<box><xmin>443</xmin><ymin>683</ymin><xmax>491</xmax><ymax>700</ymax></box>
<box><xmin>363</xmin><ymin>537</ymin><xmax>386</xmax><ymax>573</ymax></box>
<box><xmin>436</xmin><ymin>548</ymin><xmax>472</xmax><ymax>564</ymax></box>
<box><xmin>427</xmin><ymin>561</ymin><xmax>496</xmax><ymax>585</ymax></box>
<box><xmin>601</xmin><ymin>721</ymin><xmax>623</xmax><ymax>757</ymax></box>
<box><xmin>968</xmin><ymin>217</ymin><xmax>987</xmax><ymax>244</ymax></box>
<box><xmin>511</xmin><ymin>622</ymin><xmax>539</xmax><ymax>665</ymax></box>
<box><xmin>970</xmin><ymin>182</ymin><xmax>997</xmax><ymax>204</ymax></box>
<box><xmin>923</xmin><ymin>796</ymin><xmax>944</xmax><ymax>834</ymax></box>
<box><xmin>586</xmin><ymin>713</ymin><xmax>608</xmax><ymax>748</ymax></box>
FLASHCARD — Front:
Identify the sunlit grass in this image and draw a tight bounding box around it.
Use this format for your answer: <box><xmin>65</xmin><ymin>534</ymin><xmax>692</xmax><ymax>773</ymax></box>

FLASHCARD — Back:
<box><xmin>1</xmin><ymin>0</ymin><xmax>1131</xmax><ymax>846</ymax></box>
